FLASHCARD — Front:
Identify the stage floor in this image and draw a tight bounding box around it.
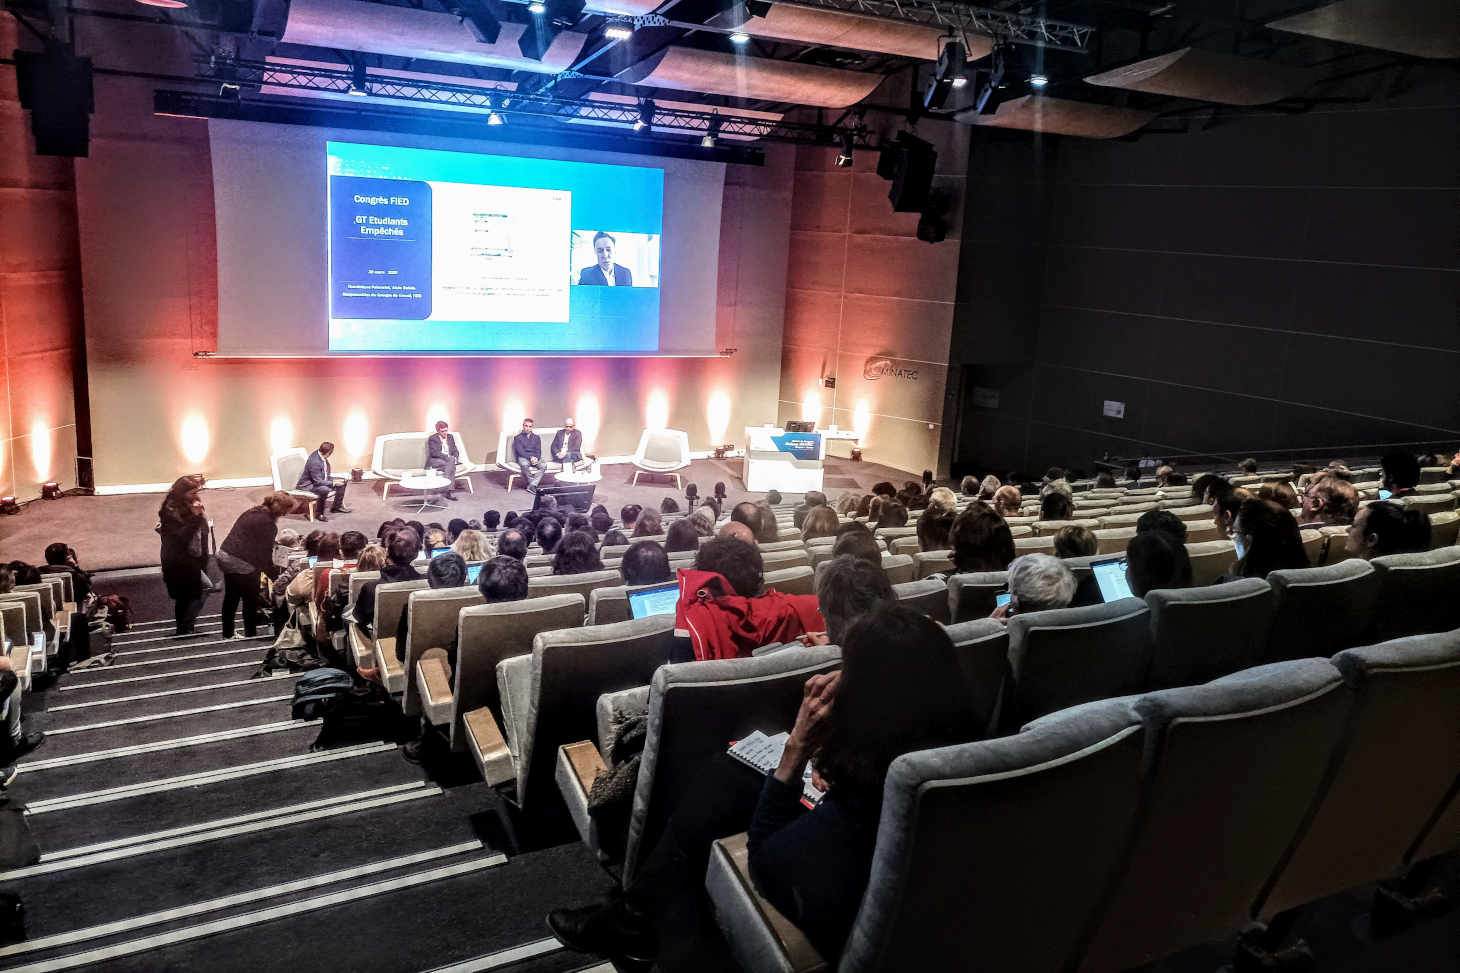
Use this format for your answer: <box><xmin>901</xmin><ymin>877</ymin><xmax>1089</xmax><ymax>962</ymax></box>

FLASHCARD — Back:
<box><xmin>0</xmin><ymin>456</ymin><xmax>914</xmax><ymax>572</ymax></box>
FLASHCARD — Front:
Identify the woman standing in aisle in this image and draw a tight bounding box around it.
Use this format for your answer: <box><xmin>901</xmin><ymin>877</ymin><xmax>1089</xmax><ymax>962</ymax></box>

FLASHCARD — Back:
<box><xmin>158</xmin><ymin>476</ymin><xmax>211</xmax><ymax>636</ymax></box>
<box><xmin>216</xmin><ymin>492</ymin><xmax>296</xmax><ymax>640</ymax></box>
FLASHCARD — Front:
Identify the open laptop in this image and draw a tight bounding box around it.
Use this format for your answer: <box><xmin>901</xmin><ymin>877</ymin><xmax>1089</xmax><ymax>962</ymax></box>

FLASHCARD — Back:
<box><xmin>628</xmin><ymin>582</ymin><xmax>680</xmax><ymax>619</ymax></box>
<box><xmin>1090</xmin><ymin>555</ymin><xmax>1134</xmax><ymax>603</ymax></box>
<box><xmin>466</xmin><ymin>563</ymin><xmax>482</xmax><ymax>585</ymax></box>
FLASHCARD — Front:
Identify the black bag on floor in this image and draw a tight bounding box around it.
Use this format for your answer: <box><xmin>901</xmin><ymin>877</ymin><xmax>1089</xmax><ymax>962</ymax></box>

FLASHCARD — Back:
<box><xmin>290</xmin><ymin>668</ymin><xmax>355</xmax><ymax>721</ymax></box>
<box><xmin>311</xmin><ymin>682</ymin><xmax>414</xmax><ymax>751</ymax></box>
<box><xmin>256</xmin><ymin>643</ymin><xmax>326</xmax><ymax>678</ymax></box>
<box><xmin>0</xmin><ymin>891</ymin><xmax>24</xmax><ymax>946</ymax></box>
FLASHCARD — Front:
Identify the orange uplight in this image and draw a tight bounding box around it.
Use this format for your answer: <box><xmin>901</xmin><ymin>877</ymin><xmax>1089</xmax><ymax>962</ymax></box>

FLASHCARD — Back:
<box><xmin>707</xmin><ymin>391</ymin><xmax>731</xmax><ymax>444</ymax></box>
<box><xmin>852</xmin><ymin>400</ymin><xmax>872</xmax><ymax>439</ymax></box>
<box><xmin>501</xmin><ymin>398</ymin><xmax>527</xmax><ymax>435</ymax></box>
<box><xmin>801</xmin><ymin>391</ymin><xmax>821</xmax><ymax>424</ymax></box>
<box><xmin>574</xmin><ymin>392</ymin><xmax>602</xmax><ymax>450</ymax></box>
<box><xmin>30</xmin><ymin>419</ymin><xmax>51</xmax><ymax>481</ymax></box>
<box><xmin>268</xmin><ymin>416</ymin><xmax>294</xmax><ymax>456</ymax></box>
<box><xmin>424</xmin><ymin>403</ymin><xmax>452</xmax><ymax>432</ymax></box>
<box><xmin>181</xmin><ymin>414</ymin><xmax>210</xmax><ymax>465</ymax></box>
<box><xmin>343</xmin><ymin>411</ymin><xmax>370</xmax><ymax>461</ymax></box>
<box><xmin>645</xmin><ymin>388</ymin><xmax>670</xmax><ymax>431</ymax></box>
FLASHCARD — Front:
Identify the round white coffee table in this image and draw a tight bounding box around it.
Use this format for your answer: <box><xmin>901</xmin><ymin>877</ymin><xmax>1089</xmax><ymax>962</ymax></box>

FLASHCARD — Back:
<box><xmin>396</xmin><ymin>472</ymin><xmax>452</xmax><ymax>512</ymax></box>
<box><xmin>556</xmin><ymin>459</ymin><xmax>603</xmax><ymax>484</ymax></box>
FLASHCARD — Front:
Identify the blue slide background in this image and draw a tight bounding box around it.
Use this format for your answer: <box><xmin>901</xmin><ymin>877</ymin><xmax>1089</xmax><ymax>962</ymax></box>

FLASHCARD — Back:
<box><xmin>328</xmin><ymin>141</ymin><xmax>664</xmax><ymax>354</ymax></box>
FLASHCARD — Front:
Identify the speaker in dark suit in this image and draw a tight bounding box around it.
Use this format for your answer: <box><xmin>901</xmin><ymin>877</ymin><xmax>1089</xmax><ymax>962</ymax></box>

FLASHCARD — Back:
<box><xmin>296</xmin><ymin>443</ymin><xmax>349</xmax><ymax>521</ymax></box>
<box><xmin>426</xmin><ymin>421</ymin><xmax>461</xmax><ymax>501</ymax></box>
<box><xmin>577</xmin><ymin>230</ymin><xmax>634</xmax><ymax>286</ymax></box>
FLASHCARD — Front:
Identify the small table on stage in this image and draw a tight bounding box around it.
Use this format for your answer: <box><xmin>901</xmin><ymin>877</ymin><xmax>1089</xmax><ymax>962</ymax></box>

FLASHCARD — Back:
<box><xmin>555</xmin><ymin>459</ymin><xmax>603</xmax><ymax>484</ymax></box>
<box><xmin>396</xmin><ymin>472</ymin><xmax>452</xmax><ymax>513</ymax></box>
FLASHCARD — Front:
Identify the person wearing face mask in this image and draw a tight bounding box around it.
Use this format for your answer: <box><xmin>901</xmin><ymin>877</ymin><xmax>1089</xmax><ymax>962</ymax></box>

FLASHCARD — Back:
<box><xmin>1215</xmin><ymin>498</ymin><xmax>1308</xmax><ymax>584</ymax></box>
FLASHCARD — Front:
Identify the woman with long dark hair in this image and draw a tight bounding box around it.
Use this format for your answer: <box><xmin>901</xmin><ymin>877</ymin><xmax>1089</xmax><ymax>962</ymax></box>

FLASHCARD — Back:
<box><xmin>547</xmin><ymin>606</ymin><xmax>979</xmax><ymax>969</ymax></box>
<box><xmin>551</xmin><ymin>530</ymin><xmax>605</xmax><ymax>576</ymax></box>
<box><xmin>158</xmin><ymin>476</ymin><xmax>211</xmax><ymax>636</ymax></box>
<box><xmin>1223</xmin><ymin>498</ymin><xmax>1308</xmax><ymax>581</ymax></box>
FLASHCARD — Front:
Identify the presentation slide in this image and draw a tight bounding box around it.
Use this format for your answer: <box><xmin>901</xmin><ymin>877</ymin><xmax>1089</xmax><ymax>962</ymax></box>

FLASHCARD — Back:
<box><xmin>327</xmin><ymin>142</ymin><xmax>664</xmax><ymax>353</ymax></box>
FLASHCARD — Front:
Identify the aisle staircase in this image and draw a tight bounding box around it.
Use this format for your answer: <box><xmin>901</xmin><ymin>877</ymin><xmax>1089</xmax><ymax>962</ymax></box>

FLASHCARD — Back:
<box><xmin>7</xmin><ymin>605</ymin><xmax>615</xmax><ymax>973</ymax></box>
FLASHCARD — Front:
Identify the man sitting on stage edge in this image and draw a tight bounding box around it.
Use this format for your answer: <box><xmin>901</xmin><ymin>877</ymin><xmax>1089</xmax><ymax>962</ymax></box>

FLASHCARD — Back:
<box><xmin>513</xmin><ymin>418</ymin><xmax>546</xmax><ymax>493</ymax></box>
<box><xmin>296</xmin><ymin>441</ymin><xmax>351</xmax><ymax>522</ymax></box>
<box><xmin>426</xmin><ymin>421</ymin><xmax>460</xmax><ymax>502</ymax></box>
<box><xmin>552</xmin><ymin>418</ymin><xmax>590</xmax><ymax>473</ymax></box>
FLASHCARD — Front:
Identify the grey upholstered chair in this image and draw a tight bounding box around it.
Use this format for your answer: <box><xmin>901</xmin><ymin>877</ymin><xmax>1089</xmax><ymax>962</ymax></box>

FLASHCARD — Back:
<box><xmin>761</xmin><ymin>566</ymin><xmax>815</xmax><ymax>596</ymax></box>
<box><xmin>947</xmin><ymin>571</ymin><xmax>1007</xmax><ymax>623</ymax></box>
<box><xmin>364</xmin><ymin>579</ymin><xmax>430</xmax><ymax>693</ymax></box>
<box><xmin>1253</xmin><ymin>630</ymin><xmax>1460</xmax><ymax>922</ymax></box>
<box><xmin>1000</xmin><ymin>598</ymin><xmax>1154</xmax><ymax>731</ymax></box>
<box><xmin>1264</xmin><ymin>560</ymin><xmax>1380</xmax><ymax>661</ymax></box>
<box><xmin>496</xmin><ymin>615</ymin><xmax>676</xmax><ymax>811</ymax></box>
<box><xmin>943</xmin><ymin>618</ymin><xmax>1011</xmax><ymax>735</ymax></box>
<box><xmin>404</xmin><ymin>587</ymin><xmax>486</xmax><ymax>721</ymax></box>
<box><xmin>1144</xmin><ymin>578</ymin><xmax>1275</xmax><ymax>689</ymax></box>
<box><xmin>527</xmin><ymin>569</ymin><xmax>623</xmax><ymax>605</ymax></box>
<box><xmin>1075</xmin><ymin>659</ymin><xmax>1350</xmax><ymax>973</ymax></box>
<box><xmin>892</xmin><ymin>579</ymin><xmax>951</xmax><ymax>625</ymax></box>
<box><xmin>706</xmin><ymin>697</ymin><xmax>1146</xmax><ymax>973</ymax></box>
<box><xmin>1366</xmin><ymin>547</ymin><xmax>1460</xmax><ymax>642</ymax></box>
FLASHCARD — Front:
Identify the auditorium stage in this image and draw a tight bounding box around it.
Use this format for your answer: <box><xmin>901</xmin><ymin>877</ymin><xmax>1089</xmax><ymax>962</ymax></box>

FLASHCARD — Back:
<box><xmin>0</xmin><ymin>456</ymin><xmax>914</xmax><ymax>572</ymax></box>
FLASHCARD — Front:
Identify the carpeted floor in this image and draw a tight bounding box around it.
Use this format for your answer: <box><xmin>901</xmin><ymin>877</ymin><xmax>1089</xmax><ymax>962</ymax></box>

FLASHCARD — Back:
<box><xmin>0</xmin><ymin>456</ymin><xmax>915</xmax><ymax>572</ymax></box>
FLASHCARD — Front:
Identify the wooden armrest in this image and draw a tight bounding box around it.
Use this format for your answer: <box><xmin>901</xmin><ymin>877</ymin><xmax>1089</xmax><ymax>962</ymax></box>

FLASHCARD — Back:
<box><xmin>416</xmin><ymin>657</ymin><xmax>454</xmax><ymax>726</ymax></box>
<box><xmin>562</xmin><ymin>740</ymin><xmax>606</xmax><ymax>796</ymax></box>
<box><xmin>465</xmin><ymin>707</ymin><xmax>514</xmax><ymax>787</ymax></box>
<box><xmin>375</xmin><ymin>637</ymin><xmax>404</xmax><ymax>693</ymax></box>
<box><xmin>710</xmin><ymin>833</ymin><xmax>827</xmax><ymax>973</ymax></box>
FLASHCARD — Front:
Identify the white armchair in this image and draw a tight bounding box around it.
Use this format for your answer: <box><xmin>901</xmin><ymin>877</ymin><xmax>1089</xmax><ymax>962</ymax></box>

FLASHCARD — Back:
<box><xmin>631</xmin><ymin>429</ymin><xmax>691</xmax><ymax>489</ymax></box>
<box><xmin>269</xmin><ymin>448</ymin><xmax>318</xmax><ymax>521</ymax></box>
<box><xmin>371</xmin><ymin>432</ymin><xmax>479</xmax><ymax>501</ymax></box>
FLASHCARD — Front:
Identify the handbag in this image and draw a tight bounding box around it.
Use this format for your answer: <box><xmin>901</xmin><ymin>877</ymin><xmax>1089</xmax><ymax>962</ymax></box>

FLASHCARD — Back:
<box><xmin>201</xmin><ymin>525</ymin><xmax>223</xmax><ymax>593</ymax></box>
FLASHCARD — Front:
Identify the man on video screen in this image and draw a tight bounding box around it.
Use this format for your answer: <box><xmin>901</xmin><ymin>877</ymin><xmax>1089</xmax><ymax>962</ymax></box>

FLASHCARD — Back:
<box><xmin>577</xmin><ymin>231</ymin><xmax>633</xmax><ymax>287</ymax></box>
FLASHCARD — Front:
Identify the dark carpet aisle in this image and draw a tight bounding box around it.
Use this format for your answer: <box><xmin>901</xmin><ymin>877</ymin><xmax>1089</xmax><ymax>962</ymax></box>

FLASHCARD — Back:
<box><xmin>4</xmin><ymin>581</ymin><xmax>617</xmax><ymax>973</ymax></box>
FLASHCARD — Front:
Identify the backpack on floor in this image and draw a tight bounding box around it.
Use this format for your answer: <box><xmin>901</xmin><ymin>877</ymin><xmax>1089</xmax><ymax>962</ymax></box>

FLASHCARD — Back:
<box><xmin>311</xmin><ymin>681</ymin><xmax>413</xmax><ymax>751</ymax></box>
<box><xmin>290</xmin><ymin>667</ymin><xmax>356</xmax><ymax>721</ymax></box>
<box><xmin>0</xmin><ymin>891</ymin><xmax>24</xmax><ymax>946</ymax></box>
<box><xmin>96</xmin><ymin>595</ymin><xmax>131</xmax><ymax>633</ymax></box>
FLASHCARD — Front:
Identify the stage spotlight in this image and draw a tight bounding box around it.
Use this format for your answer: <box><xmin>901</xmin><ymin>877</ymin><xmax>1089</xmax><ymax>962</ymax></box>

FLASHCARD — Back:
<box><xmin>519</xmin><ymin>0</ymin><xmax>583</xmax><ymax>58</ymax></box>
<box><xmin>971</xmin><ymin>45</ymin><xmax>1008</xmax><ymax>115</ymax></box>
<box><xmin>528</xmin><ymin>1</ymin><xmax>545</xmax><ymax>11</ymax></box>
<box><xmin>137</xmin><ymin>0</ymin><xmax>188</xmax><ymax>7</ymax></box>
<box><xmin>0</xmin><ymin>497</ymin><xmax>17</xmax><ymax>515</ymax></box>
<box><xmin>487</xmin><ymin>110</ymin><xmax>504</xmax><ymax>125</ymax></box>
<box><xmin>639</xmin><ymin>100</ymin><xmax>655</xmax><ymax>130</ymax></box>
<box><xmin>605</xmin><ymin>18</ymin><xmax>634</xmax><ymax>40</ymax></box>
<box><xmin>835</xmin><ymin>129</ymin><xmax>854</xmax><ymax>167</ymax></box>
<box><xmin>348</xmin><ymin>61</ymin><xmax>369</xmax><ymax>96</ymax></box>
<box><xmin>729</xmin><ymin>31</ymin><xmax>749</xmax><ymax>44</ymax></box>
<box><xmin>1030</xmin><ymin>74</ymin><xmax>1048</xmax><ymax>88</ymax></box>
<box><xmin>923</xmin><ymin>38</ymin><xmax>966</xmax><ymax>110</ymax></box>
<box><xmin>41</xmin><ymin>482</ymin><xmax>61</xmax><ymax>500</ymax></box>
<box><xmin>850</xmin><ymin>448</ymin><xmax>863</xmax><ymax>462</ymax></box>
<box><xmin>701</xmin><ymin>111</ymin><xmax>721</xmax><ymax>148</ymax></box>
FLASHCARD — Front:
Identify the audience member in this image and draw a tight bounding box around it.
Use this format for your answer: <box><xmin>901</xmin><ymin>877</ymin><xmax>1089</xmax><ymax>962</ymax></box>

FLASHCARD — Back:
<box><xmin>1155</xmin><ymin>465</ymin><xmax>1174</xmax><ymax>487</ymax></box>
<box><xmin>1345</xmin><ymin>501</ymin><xmax>1431</xmax><ymax>560</ymax></box>
<box><xmin>620</xmin><ymin>504</ymin><xmax>643</xmax><ymax>534</ymax></box>
<box><xmin>807</xmin><ymin>555</ymin><xmax>896</xmax><ymax>647</ymax></box>
<box><xmin>590</xmin><ymin>508</ymin><xmax>615</xmax><ymax>535</ymax></box>
<box><xmin>356</xmin><ymin>545</ymin><xmax>387</xmax><ymax>572</ymax></box>
<box><xmin>689</xmin><ymin>504</ymin><xmax>719</xmax><ymax>536</ymax></box>
<box><xmin>977</xmin><ymin>475</ymin><xmax>1000</xmax><ymax>501</ymax></box>
<box><xmin>1136</xmin><ymin>509</ymin><xmax>1188</xmax><ymax>543</ymax></box>
<box><xmin>622</xmin><ymin>541</ymin><xmax>674</xmax><ymax>586</ymax></box>
<box><xmin>855</xmin><ymin>494</ymin><xmax>874</xmax><ymax>519</ymax></box>
<box><xmin>867</xmin><ymin>496</ymin><xmax>886</xmax><ymax>525</ymax></box>
<box><xmin>871</xmin><ymin>481</ymin><xmax>896</xmax><ymax>499</ymax></box>
<box><xmin>1094</xmin><ymin>471</ymin><xmax>1118</xmax><ymax>489</ymax></box>
<box><xmin>515</xmin><ymin>521</ymin><xmax>538</xmax><ymax>548</ymax></box>
<box><xmin>831</xmin><ymin>523</ymin><xmax>881</xmax><ymax>565</ymax></box>
<box><xmin>553</xmin><ymin>531</ymin><xmax>605</xmax><ymax>575</ymax></box>
<box><xmin>947</xmin><ymin>504</ymin><xmax>1016</xmax><ymax>575</ymax></box>
<box><xmin>631</xmin><ymin>509</ymin><xmax>663</xmax><ymax>539</ymax></box>
<box><xmin>994</xmin><ymin>554</ymin><xmax>1076</xmax><ymax>622</ymax></box>
<box><xmin>447</xmin><ymin>518</ymin><xmax>469</xmax><ymax>543</ymax></box>
<box><xmin>1191</xmin><ymin>473</ymin><xmax>1233</xmax><ymax>506</ymax></box>
<box><xmin>793</xmin><ymin>491</ymin><xmax>827</xmax><ymax>529</ymax></box>
<box><xmin>1299</xmin><ymin>477</ymin><xmax>1359</xmax><ymax>528</ymax></box>
<box><xmin>602</xmin><ymin>528</ymin><xmax>630</xmax><ymax>548</ymax></box>
<box><xmin>216</xmin><ymin>492</ymin><xmax>294</xmax><ymax>640</ymax></box>
<box><xmin>497</xmin><ymin>529</ymin><xmax>528</xmax><ymax>562</ymax></box>
<box><xmin>1380</xmin><ymin>451</ymin><xmax>1421</xmax><ymax>498</ymax></box>
<box><xmin>665</xmin><ymin>518</ymin><xmax>701</xmax><ymax>553</ymax></box>
<box><xmin>1124</xmin><ymin>462</ymin><xmax>1142</xmax><ymax>488</ymax></box>
<box><xmin>661</xmin><ymin>497</ymin><xmax>680</xmax><ymax>515</ymax></box>
<box><xmin>754</xmin><ymin>502</ymin><xmax>781</xmax><ymax>544</ymax></box>
<box><xmin>875</xmin><ymin>501</ymin><xmax>909</xmax><ymax>530</ymax></box>
<box><xmin>693</xmin><ymin>536</ymin><xmax>764</xmax><ymax>598</ymax></box>
<box><xmin>451</xmin><ymin>529</ymin><xmax>492</xmax><ymax>562</ymax></box>
<box><xmin>1222</xmin><ymin>498</ymin><xmax>1308</xmax><ymax>581</ymax></box>
<box><xmin>1125</xmin><ymin>531</ymin><xmax>1192</xmax><ymax>597</ymax></box>
<box><xmin>915</xmin><ymin>510</ymin><xmax>955</xmax><ymax>552</ymax></box>
<box><xmin>537</xmin><ymin>517</ymin><xmax>565</xmax><ymax>554</ymax></box>
<box><xmin>483</xmin><ymin>510</ymin><xmax>502</xmax><ymax>532</ymax></box>
<box><xmin>924</xmin><ymin>487</ymin><xmax>956</xmax><ymax>515</ymax></box>
<box><xmin>1165</xmin><ymin>472</ymin><xmax>1189</xmax><ymax>487</ymax></box>
<box><xmin>1039</xmin><ymin>492</ymin><xmax>1074</xmax><ymax>522</ymax></box>
<box><xmin>730</xmin><ymin>501</ymin><xmax>763</xmax><ymax>538</ymax></box>
<box><xmin>339</xmin><ymin>531</ymin><xmax>368</xmax><ymax>563</ymax></box>
<box><xmin>1041</xmin><ymin>467</ymin><xmax>1064</xmax><ymax>485</ymax></box>
<box><xmin>959</xmin><ymin>476</ymin><xmax>979</xmax><ymax>496</ymax></box>
<box><xmin>1257</xmin><ymin>481</ymin><xmax>1300</xmax><ymax>509</ymax></box>
<box><xmin>1240</xmin><ymin>457</ymin><xmax>1259</xmax><ymax>475</ymax></box>
<box><xmin>1052</xmin><ymin>524</ymin><xmax>1097</xmax><ymax>559</ymax></box>
<box><xmin>158</xmin><ymin>475</ymin><xmax>212</xmax><ymax>636</ymax></box>
<box><xmin>835</xmin><ymin>493</ymin><xmax>861</xmax><ymax>517</ymax></box>
<box><xmin>767</xmin><ymin>490</ymin><xmax>783</xmax><ymax>506</ymax></box>
<box><xmin>296</xmin><ymin>441</ymin><xmax>351</xmax><ymax>521</ymax></box>
<box><xmin>1212</xmin><ymin>491</ymin><xmax>1245</xmax><ymax>539</ymax></box>
<box><xmin>42</xmin><ymin>543</ymin><xmax>91</xmax><ymax>602</ymax></box>
<box><xmin>5</xmin><ymin>561</ymin><xmax>39</xmax><ymax>587</ymax></box>
<box><xmin>395</xmin><ymin>552</ymin><xmax>469</xmax><ymax>664</ymax></box>
<box><xmin>801</xmin><ymin>506</ymin><xmax>840</xmax><ymax>542</ymax></box>
<box><xmin>353</xmin><ymin>529</ymin><xmax>422</xmax><ymax>637</ymax></box>
<box><xmin>547</xmin><ymin>605</ymin><xmax>976</xmax><ymax>968</ymax></box>
<box><xmin>478</xmin><ymin>555</ymin><xmax>529</xmax><ymax>604</ymax></box>
<box><xmin>992</xmin><ymin>486</ymin><xmax>1023</xmax><ymax>519</ymax></box>
<box><xmin>719</xmin><ymin>521</ymin><xmax>756</xmax><ymax>546</ymax></box>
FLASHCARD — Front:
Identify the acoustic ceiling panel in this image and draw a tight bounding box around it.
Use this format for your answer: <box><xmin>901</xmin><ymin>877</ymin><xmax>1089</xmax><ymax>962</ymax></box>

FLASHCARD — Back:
<box><xmin>966</xmin><ymin>95</ymin><xmax>1155</xmax><ymax>138</ymax></box>
<box><xmin>1085</xmin><ymin>48</ymin><xmax>1313</xmax><ymax>105</ymax></box>
<box><xmin>732</xmin><ymin>4</ymin><xmax>990</xmax><ymax>62</ymax></box>
<box><xmin>282</xmin><ymin>0</ymin><xmax>588</xmax><ymax>75</ymax></box>
<box><xmin>618</xmin><ymin>47</ymin><xmax>886</xmax><ymax>108</ymax></box>
<box><xmin>1267</xmin><ymin>0</ymin><xmax>1460</xmax><ymax>59</ymax></box>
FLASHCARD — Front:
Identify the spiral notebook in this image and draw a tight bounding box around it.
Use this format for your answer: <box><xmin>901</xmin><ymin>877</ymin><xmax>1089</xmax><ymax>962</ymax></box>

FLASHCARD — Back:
<box><xmin>728</xmin><ymin>730</ymin><xmax>825</xmax><ymax>808</ymax></box>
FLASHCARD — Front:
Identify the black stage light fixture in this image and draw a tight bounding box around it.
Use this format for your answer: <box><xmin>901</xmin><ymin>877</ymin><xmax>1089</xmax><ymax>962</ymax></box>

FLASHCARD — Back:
<box><xmin>701</xmin><ymin>111</ymin><xmax>721</xmax><ymax>148</ymax></box>
<box><xmin>633</xmin><ymin>98</ymin><xmax>655</xmax><ymax>132</ymax></box>
<box><xmin>519</xmin><ymin>0</ymin><xmax>586</xmax><ymax>60</ymax></box>
<box><xmin>14</xmin><ymin>45</ymin><xmax>95</xmax><ymax>157</ymax></box>
<box><xmin>604</xmin><ymin>18</ymin><xmax>635</xmax><ymax>40</ymax></box>
<box><xmin>922</xmin><ymin>38</ymin><xmax>965</xmax><ymax>111</ymax></box>
<box><xmin>972</xmin><ymin>45</ymin><xmax>1007</xmax><ymax>115</ymax></box>
<box><xmin>917</xmin><ymin>189</ymin><xmax>950</xmax><ymax>244</ymax></box>
<box><xmin>879</xmin><ymin>131</ymin><xmax>937</xmax><ymax>213</ymax></box>
<box><xmin>348</xmin><ymin>60</ymin><xmax>370</xmax><ymax>96</ymax></box>
<box><xmin>834</xmin><ymin>129</ymin><xmax>854</xmax><ymax>167</ymax></box>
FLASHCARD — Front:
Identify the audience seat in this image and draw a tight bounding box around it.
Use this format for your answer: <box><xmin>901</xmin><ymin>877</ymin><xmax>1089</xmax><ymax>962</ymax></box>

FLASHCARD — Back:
<box><xmin>760</xmin><ymin>539</ymin><xmax>808</xmax><ymax>553</ymax></box>
<box><xmin>1093</xmin><ymin>527</ymin><xmax>1137</xmax><ymax>555</ymax></box>
<box><xmin>496</xmin><ymin>615</ymin><xmax>676</xmax><ymax>811</ymax></box>
<box><xmin>1264</xmin><ymin>561</ymin><xmax>1380</xmax><ymax>662</ymax></box>
<box><xmin>1075</xmin><ymin>659</ymin><xmax>1350</xmax><ymax>973</ymax></box>
<box><xmin>1299</xmin><ymin>529</ymin><xmax>1325</xmax><ymax>567</ymax></box>
<box><xmin>888</xmin><ymin>536</ymin><xmax>921</xmax><ymax>556</ymax></box>
<box><xmin>13</xmin><ymin>584</ymin><xmax>57</xmax><ymax>648</ymax></box>
<box><xmin>892</xmin><ymin>579</ymin><xmax>951</xmax><ymax>625</ymax></box>
<box><xmin>761</xmin><ymin>566</ymin><xmax>815</xmax><ymax>597</ymax></box>
<box><xmin>1001</xmin><ymin>599</ymin><xmax>1154</xmax><ymax>731</ymax></box>
<box><xmin>943</xmin><ymin>619</ymin><xmax>1012</xmax><ymax>733</ymax></box>
<box><xmin>527</xmin><ymin>569</ymin><xmax>622</xmax><ymax>604</ymax></box>
<box><xmin>708</xmin><ymin>696</ymin><xmax>1145</xmax><ymax>973</ymax></box>
<box><xmin>1253</xmin><ymin>630</ymin><xmax>1460</xmax><ymax>922</ymax></box>
<box><xmin>1144</xmin><ymin>578</ymin><xmax>1276</xmax><ymax>689</ymax></box>
<box><xmin>1185</xmin><ymin>540</ymin><xmax>1236</xmax><ymax>586</ymax></box>
<box><xmin>947</xmin><ymin>572</ymin><xmax>1008</xmax><ymax>624</ymax></box>
<box><xmin>269</xmin><ymin>448</ymin><xmax>319</xmax><ymax>521</ymax></box>
<box><xmin>363</xmin><ymin>580</ymin><xmax>430</xmax><ymax>692</ymax></box>
<box><xmin>1366</xmin><ymin>547</ymin><xmax>1460</xmax><ymax>642</ymax></box>
<box><xmin>0</xmin><ymin>603</ymin><xmax>34</xmax><ymax>681</ymax></box>
<box><xmin>913</xmin><ymin>551</ymin><xmax>954</xmax><ymax>579</ymax></box>
<box><xmin>1403</xmin><ymin>494</ymin><xmax>1456</xmax><ymax>516</ymax></box>
<box><xmin>1428</xmin><ymin>510</ymin><xmax>1460</xmax><ymax>549</ymax></box>
<box><xmin>1418</xmin><ymin>467</ymin><xmax>1453</xmax><ymax>485</ymax></box>
<box><xmin>452</xmin><ymin>594</ymin><xmax>586</xmax><ymax>775</ymax></box>
<box><xmin>405</xmin><ymin>587</ymin><xmax>487</xmax><ymax>723</ymax></box>
<box><xmin>1032</xmin><ymin>519</ymin><xmax>1100</xmax><ymax>537</ymax></box>
<box><xmin>1318</xmin><ymin>525</ymin><xmax>1352</xmax><ymax>566</ymax></box>
<box><xmin>1014</xmin><ymin>536</ymin><xmax>1056</xmax><ymax>554</ymax></box>
<box><xmin>1175</xmin><ymin>523</ymin><xmax>1221</xmax><ymax>544</ymax></box>
<box><xmin>760</xmin><ymin>550</ymin><xmax>810</xmax><ymax>571</ymax></box>
<box><xmin>1096</xmin><ymin>513</ymin><xmax>1143</xmax><ymax>529</ymax></box>
<box><xmin>880</xmin><ymin>554</ymin><xmax>916</xmax><ymax>585</ymax></box>
<box><xmin>1169</xmin><ymin>504</ymin><xmax>1215</xmax><ymax>520</ymax></box>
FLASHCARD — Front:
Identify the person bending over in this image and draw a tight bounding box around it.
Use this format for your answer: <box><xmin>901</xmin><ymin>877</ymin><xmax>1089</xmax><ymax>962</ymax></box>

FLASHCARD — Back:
<box><xmin>216</xmin><ymin>492</ymin><xmax>295</xmax><ymax>640</ymax></box>
<box><xmin>546</xmin><ymin>605</ymin><xmax>979</xmax><ymax>970</ymax></box>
